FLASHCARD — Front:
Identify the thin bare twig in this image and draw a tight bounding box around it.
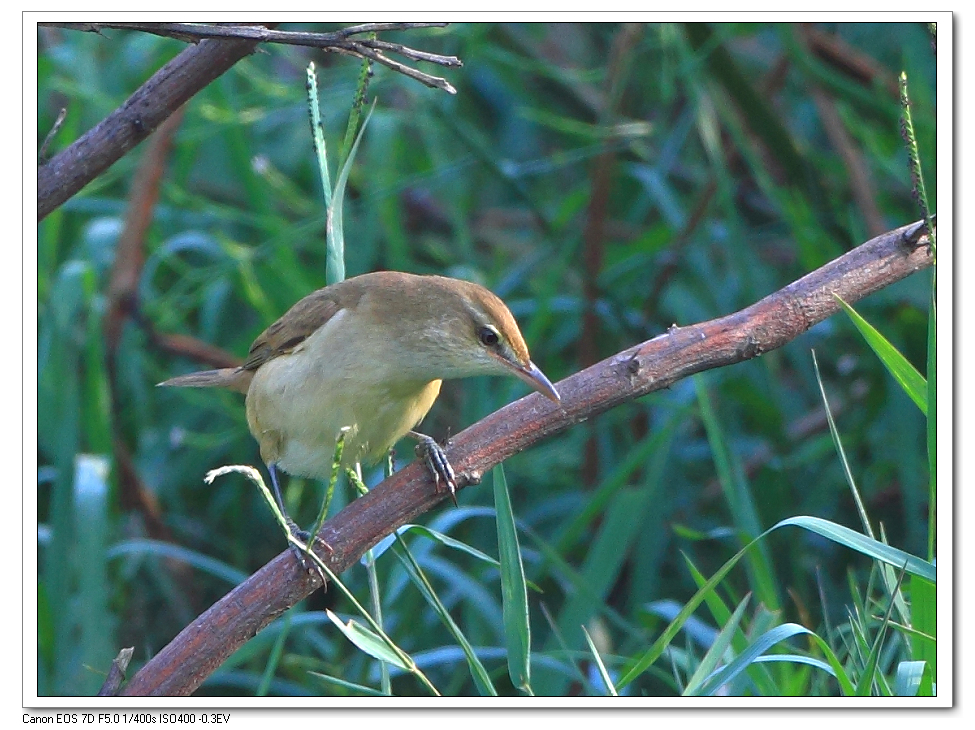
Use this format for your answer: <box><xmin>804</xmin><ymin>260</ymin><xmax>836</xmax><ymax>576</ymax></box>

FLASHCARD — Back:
<box><xmin>38</xmin><ymin>107</ymin><xmax>66</xmax><ymax>162</ymax></box>
<box><xmin>41</xmin><ymin>22</ymin><xmax>461</xmax><ymax>93</ymax></box>
<box><xmin>97</xmin><ymin>648</ymin><xmax>134</xmax><ymax>697</ymax></box>
<box><xmin>38</xmin><ymin>22</ymin><xmax>461</xmax><ymax>220</ymax></box>
<box><xmin>119</xmin><ymin>218</ymin><xmax>933</xmax><ymax>696</ymax></box>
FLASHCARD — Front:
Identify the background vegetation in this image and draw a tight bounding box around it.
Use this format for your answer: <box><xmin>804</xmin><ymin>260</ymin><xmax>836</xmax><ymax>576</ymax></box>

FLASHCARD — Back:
<box><xmin>36</xmin><ymin>22</ymin><xmax>937</xmax><ymax>697</ymax></box>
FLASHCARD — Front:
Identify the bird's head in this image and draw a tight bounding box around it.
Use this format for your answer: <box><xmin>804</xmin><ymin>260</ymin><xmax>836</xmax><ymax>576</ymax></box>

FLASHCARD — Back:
<box><xmin>397</xmin><ymin>275</ymin><xmax>561</xmax><ymax>404</ymax></box>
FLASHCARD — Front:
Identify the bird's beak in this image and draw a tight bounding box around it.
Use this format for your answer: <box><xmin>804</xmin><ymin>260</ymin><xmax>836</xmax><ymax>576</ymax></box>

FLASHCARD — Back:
<box><xmin>514</xmin><ymin>360</ymin><xmax>561</xmax><ymax>403</ymax></box>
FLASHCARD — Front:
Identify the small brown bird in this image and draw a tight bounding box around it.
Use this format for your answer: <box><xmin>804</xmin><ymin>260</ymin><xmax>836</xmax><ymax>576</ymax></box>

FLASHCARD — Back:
<box><xmin>160</xmin><ymin>271</ymin><xmax>560</xmax><ymax>553</ymax></box>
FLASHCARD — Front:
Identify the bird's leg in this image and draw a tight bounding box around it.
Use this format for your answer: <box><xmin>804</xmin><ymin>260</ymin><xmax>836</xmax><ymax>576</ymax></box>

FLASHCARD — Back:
<box><xmin>268</xmin><ymin>463</ymin><xmax>332</xmax><ymax>571</ymax></box>
<box><xmin>409</xmin><ymin>431</ymin><xmax>458</xmax><ymax>505</ymax></box>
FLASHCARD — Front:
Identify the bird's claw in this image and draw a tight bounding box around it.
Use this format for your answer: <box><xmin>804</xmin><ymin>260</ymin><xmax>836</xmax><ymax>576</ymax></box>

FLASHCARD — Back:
<box><xmin>286</xmin><ymin>518</ymin><xmax>333</xmax><ymax>575</ymax></box>
<box><xmin>414</xmin><ymin>434</ymin><xmax>458</xmax><ymax>505</ymax></box>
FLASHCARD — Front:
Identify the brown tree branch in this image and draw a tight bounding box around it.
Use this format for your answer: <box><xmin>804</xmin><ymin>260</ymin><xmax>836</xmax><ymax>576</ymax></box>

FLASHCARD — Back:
<box><xmin>40</xmin><ymin>22</ymin><xmax>461</xmax><ymax>98</ymax></box>
<box><xmin>37</xmin><ymin>30</ymin><xmax>269</xmax><ymax>221</ymax></box>
<box><xmin>37</xmin><ymin>23</ymin><xmax>461</xmax><ymax>221</ymax></box>
<box><xmin>119</xmin><ymin>219</ymin><xmax>934</xmax><ymax>696</ymax></box>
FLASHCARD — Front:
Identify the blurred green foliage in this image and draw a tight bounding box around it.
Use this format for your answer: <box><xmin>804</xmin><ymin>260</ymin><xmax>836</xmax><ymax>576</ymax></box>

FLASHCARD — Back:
<box><xmin>36</xmin><ymin>22</ymin><xmax>937</xmax><ymax>697</ymax></box>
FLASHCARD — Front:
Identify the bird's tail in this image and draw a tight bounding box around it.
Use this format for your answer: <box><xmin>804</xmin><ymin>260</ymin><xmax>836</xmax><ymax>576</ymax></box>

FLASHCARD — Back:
<box><xmin>157</xmin><ymin>368</ymin><xmax>251</xmax><ymax>394</ymax></box>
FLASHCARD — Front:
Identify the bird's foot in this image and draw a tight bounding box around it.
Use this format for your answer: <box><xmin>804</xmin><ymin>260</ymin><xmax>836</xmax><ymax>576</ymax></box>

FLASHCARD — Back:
<box><xmin>286</xmin><ymin>518</ymin><xmax>333</xmax><ymax>575</ymax></box>
<box><xmin>411</xmin><ymin>432</ymin><xmax>458</xmax><ymax>505</ymax></box>
<box><xmin>268</xmin><ymin>462</ymin><xmax>332</xmax><ymax>574</ymax></box>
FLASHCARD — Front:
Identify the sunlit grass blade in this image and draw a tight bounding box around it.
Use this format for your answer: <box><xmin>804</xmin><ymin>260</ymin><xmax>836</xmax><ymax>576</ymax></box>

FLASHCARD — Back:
<box><xmin>894</xmin><ymin>660</ymin><xmax>932</xmax><ymax>697</ymax></box>
<box><xmin>327</xmin><ymin>101</ymin><xmax>376</xmax><ymax>285</ymax></box>
<box><xmin>834</xmin><ymin>296</ymin><xmax>927</xmax><ymax>414</ymax></box>
<box><xmin>493</xmin><ymin>465</ymin><xmax>532</xmax><ymax>694</ymax></box>
<box><xmin>73</xmin><ymin>455</ymin><xmax>115</xmax><ymax>696</ymax></box>
<box><xmin>581</xmin><ymin>626</ymin><xmax>618</xmax><ymax>696</ymax></box>
<box><xmin>776</xmin><ymin>516</ymin><xmax>934</xmax><ymax>583</ymax></box>
<box><xmin>305</xmin><ymin>62</ymin><xmax>332</xmax><ymax>211</ymax></box>
<box><xmin>326</xmin><ymin>610</ymin><xmax>412</xmax><ymax>671</ymax></box>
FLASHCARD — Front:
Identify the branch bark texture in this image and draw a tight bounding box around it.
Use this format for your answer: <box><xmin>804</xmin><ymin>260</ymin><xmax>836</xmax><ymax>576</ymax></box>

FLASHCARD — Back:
<box><xmin>120</xmin><ymin>219</ymin><xmax>934</xmax><ymax>696</ymax></box>
<box><xmin>37</xmin><ymin>22</ymin><xmax>461</xmax><ymax>220</ymax></box>
<box><xmin>37</xmin><ymin>32</ymin><xmax>267</xmax><ymax>221</ymax></box>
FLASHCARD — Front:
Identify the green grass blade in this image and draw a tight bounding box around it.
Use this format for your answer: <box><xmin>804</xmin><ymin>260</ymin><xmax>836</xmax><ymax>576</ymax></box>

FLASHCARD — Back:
<box><xmin>926</xmin><ymin>271</ymin><xmax>936</xmax><ymax>562</ymax></box>
<box><xmin>383</xmin><ymin>524</ymin><xmax>502</xmax><ymax>568</ymax></box>
<box><xmin>73</xmin><ymin>455</ymin><xmax>115</xmax><ymax>695</ymax></box>
<box><xmin>327</xmin><ymin>101</ymin><xmax>375</xmax><ymax>285</ymax></box>
<box><xmin>910</xmin><ymin>572</ymin><xmax>937</xmax><ymax>683</ymax></box>
<box><xmin>617</xmin><ymin>540</ymin><xmax>753</xmax><ymax>689</ymax></box>
<box><xmin>679</xmin><ymin>556</ymin><xmax>778</xmax><ymax>695</ymax></box>
<box><xmin>493</xmin><ymin>465</ymin><xmax>533</xmax><ymax>694</ymax></box>
<box><xmin>775</xmin><ymin>516</ymin><xmax>935</xmax><ymax>583</ymax></box>
<box><xmin>697</xmin><ymin>624</ymin><xmax>831</xmax><ymax>697</ymax></box>
<box><xmin>391</xmin><ymin>536</ymin><xmax>498</xmax><ymax>696</ymax></box>
<box><xmin>683</xmin><ymin>594</ymin><xmax>751</xmax><ymax>696</ymax></box>
<box><xmin>811</xmin><ymin>351</ymin><xmax>875</xmax><ymax>539</ymax></box>
<box><xmin>581</xmin><ymin>626</ymin><xmax>618</xmax><ymax>696</ymax></box>
<box><xmin>256</xmin><ymin>613</ymin><xmax>291</xmax><ymax>696</ymax></box>
<box><xmin>107</xmin><ymin>539</ymin><xmax>249</xmax><ymax>585</ymax></box>
<box><xmin>619</xmin><ymin>513</ymin><xmax>930</xmax><ymax>691</ymax></box>
<box><xmin>835</xmin><ymin>296</ymin><xmax>927</xmax><ymax>414</ymax></box>
<box><xmin>695</xmin><ymin>377</ymin><xmax>780</xmax><ymax>611</ymax></box>
<box><xmin>309</xmin><ymin>672</ymin><xmax>389</xmax><ymax>697</ymax></box>
<box><xmin>305</xmin><ymin>62</ymin><xmax>332</xmax><ymax>212</ymax></box>
<box><xmin>326</xmin><ymin>610</ymin><xmax>412</xmax><ymax>671</ymax></box>
<box><xmin>894</xmin><ymin>660</ymin><xmax>930</xmax><ymax>697</ymax></box>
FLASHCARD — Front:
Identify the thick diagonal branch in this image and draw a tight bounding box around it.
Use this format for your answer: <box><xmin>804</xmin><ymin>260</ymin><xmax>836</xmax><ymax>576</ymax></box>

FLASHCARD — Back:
<box><xmin>120</xmin><ymin>219</ymin><xmax>934</xmax><ymax>696</ymax></box>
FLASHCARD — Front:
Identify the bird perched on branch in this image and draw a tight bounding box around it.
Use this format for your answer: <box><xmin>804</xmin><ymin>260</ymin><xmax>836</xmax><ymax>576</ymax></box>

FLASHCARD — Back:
<box><xmin>159</xmin><ymin>271</ymin><xmax>560</xmax><ymax>560</ymax></box>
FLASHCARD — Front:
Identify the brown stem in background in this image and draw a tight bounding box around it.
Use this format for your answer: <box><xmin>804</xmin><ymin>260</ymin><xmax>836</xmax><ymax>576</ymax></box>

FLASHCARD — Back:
<box><xmin>579</xmin><ymin>23</ymin><xmax>643</xmax><ymax>486</ymax></box>
<box><xmin>145</xmin><ymin>330</ymin><xmax>243</xmax><ymax>371</ymax></box>
<box><xmin>120</xmin><ymin>218</ymin><xmax>933</xmax><ymax>696</ymax></box>
<box><xmin>103</xmin><ymin>111</ymin><xmax>185</xmax><ymax>541</ymax></box>
<box><xmin>802</xmin><ymin>24</ymin><xmax>900</xmax><ymax>99</ymax></box>
<box><xmin>798</xmin><ymin>25</ymin><xmax>887</xmax><ymax>239</ymax></box>
<box><xmin>810</xmin><ymin>85</ymin><xmax>887</xmax><ymax>238</ymax></box>
<box><xmin>644</xmin><ymin>179</ymin><xmax>717</xmax><ymax>321</ymax></box>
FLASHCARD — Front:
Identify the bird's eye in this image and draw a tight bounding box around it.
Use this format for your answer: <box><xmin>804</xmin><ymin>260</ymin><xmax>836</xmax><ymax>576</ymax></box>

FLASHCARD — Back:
<box><xmin>478</xmin><ymin>325</ymin><xmax>500</xmax><ymax>347</ymax></box>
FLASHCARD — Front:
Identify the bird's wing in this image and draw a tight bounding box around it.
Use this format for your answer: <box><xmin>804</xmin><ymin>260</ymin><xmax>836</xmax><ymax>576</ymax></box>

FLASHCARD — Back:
<box><xmin>242</xmin><ymin>288</ymin><xmax>344</xmax><ymax>371</ymax></box>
